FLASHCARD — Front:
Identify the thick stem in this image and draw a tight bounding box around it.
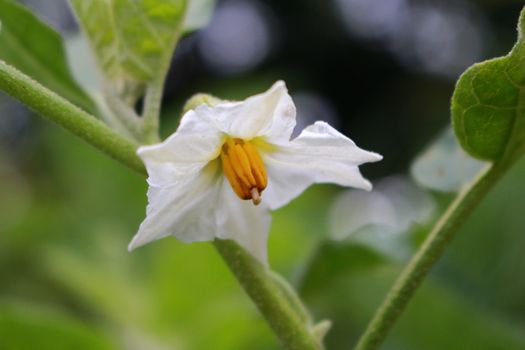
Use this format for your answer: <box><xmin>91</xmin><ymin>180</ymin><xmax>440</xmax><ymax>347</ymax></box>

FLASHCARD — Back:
<box><xmin>214</xmin><ymin>240</ymin><xmax>320</xmax><ymax>350</ymax></box>
<box><xmin>0</xmin><ymin>59</ymin><xmax>319</xmax><ymax>350</ymax></box>
<box><xmin>0</xmin><ymin>60</ymin><xmax>145</xmax><ymax>174</ymax></box>
<box><xmin>354</xmin><ymin>162</ymin><xmax>509</xmax><ymax>350</ymax></box>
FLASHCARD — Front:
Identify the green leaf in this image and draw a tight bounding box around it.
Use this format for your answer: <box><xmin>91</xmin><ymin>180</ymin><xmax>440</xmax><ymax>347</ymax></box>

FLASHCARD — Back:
<box><xmin>452</xmin><ymin>6</ymin><xmax>525</xmax><ymax>162</ymax></box>
<box><xmin>0</xmin><ymin>0</ymin><xmax>95</xmax><ymax>112</ymax></box>
<box><xmin>69</xmin><ymin>0</ymin><xmax>187</xmax><ymax>103</ymax></box>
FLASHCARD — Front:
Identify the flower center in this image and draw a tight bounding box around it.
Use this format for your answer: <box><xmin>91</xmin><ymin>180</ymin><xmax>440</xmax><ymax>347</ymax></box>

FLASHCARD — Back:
<box><xmin>220</xmin><ymin>138</ymin><xmax>268</xmax><ymax>205</ymax></box>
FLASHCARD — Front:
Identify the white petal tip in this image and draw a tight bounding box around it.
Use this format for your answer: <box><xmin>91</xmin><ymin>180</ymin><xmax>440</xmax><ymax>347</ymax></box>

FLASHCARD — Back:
<box><xmin>127</xmin><ymin>235</ymin><xmax>145</xmax><ymax>252</ymax></box>
<box><xmin>362</xmin><ymin>180</ymin><xmax>374</xmax><ymax>192</ymax></box>
<box><xmin>270</xmin><ymin>80</ymin><xmax>287</xmax><ymax>92</ymax></box>
<box><xmin>127</xmin><ymin>241</ymin><xmax>137</xmax><ymax>252</ymax></box>
<box><xmin>136</xmin><ymin>144</ymin><xmax>153</xmax><ymax>156</ymax></box>
<box><xmin>369</xmin><ymin>152</ymin><xmax>383</xmax><ymax>162</ymax></box>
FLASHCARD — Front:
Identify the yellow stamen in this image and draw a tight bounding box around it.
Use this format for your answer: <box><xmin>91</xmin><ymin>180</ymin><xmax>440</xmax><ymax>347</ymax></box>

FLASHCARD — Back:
<box><xmin>242</xmin><ymin>141</ymin><xmax>267</xmax><ymax>189</ymax></box>
<box><xmin>220</xmin><ymin>138</ymin><xmax>268</xmax><ymax>205</ymax></box>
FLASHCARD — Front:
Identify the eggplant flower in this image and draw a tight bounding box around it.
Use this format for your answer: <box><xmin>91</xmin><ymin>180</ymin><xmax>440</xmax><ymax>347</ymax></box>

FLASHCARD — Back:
<box><xmin>129</xmin><ymin>81</ymin><xmax>382</xmax><ymax>265</ymax></box>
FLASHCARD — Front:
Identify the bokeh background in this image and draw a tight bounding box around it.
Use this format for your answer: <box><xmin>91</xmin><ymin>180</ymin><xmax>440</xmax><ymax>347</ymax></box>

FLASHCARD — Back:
<box><xmin>2</xmin><ymin>0</ymin><xmax>525</xmax><ymax>349</ymax></box>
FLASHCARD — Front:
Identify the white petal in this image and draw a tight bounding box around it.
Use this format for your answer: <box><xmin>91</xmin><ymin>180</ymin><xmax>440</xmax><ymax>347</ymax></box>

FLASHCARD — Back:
<box><xmin>215</xmin><ymin>179</ymin><xmax>272</xmax><ymax>266</ymax></box>
<box><xmin>128</xmin><ymin>162</ymin><xmax>221</xmax><ymax>250</ymax></box>
<box><xmin>262</xmin><ymin>121</ymin><xmax>382</xmax><ymax>210</ymax></box>
<box><xmin>138</xmin><ymin>109</ymin><xmax>224</xmax><ymax>187</ymax></box>
<box><xmin>194</xmin><ymin>81</ymin><xmax>296</xmax><ymax>142</ymax></box>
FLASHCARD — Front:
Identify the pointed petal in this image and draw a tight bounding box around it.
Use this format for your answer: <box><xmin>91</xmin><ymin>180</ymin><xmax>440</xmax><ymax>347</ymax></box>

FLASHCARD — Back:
<box><xmin>262</xmin><ymin>121</ymin><xmax>382</xmax><ymax>210</ymax></box>
<box><xmin>128</xmin><ymin>162</ymin><xmax>221</xmax><ymax>250</ymax></box>
<box><xmin>138</xmin><ymin>109</ymin><xmax>224</xmax><ymax>187</ymax></box>
<box><xmin>194</xmin><ymin>81</ymin><xmax>296</xmax><ymax>142</ymax></box>
<box><xmin>215</xmin><ymin>179</ymin><xmax>272</xmax><ymax>265</ymax></box>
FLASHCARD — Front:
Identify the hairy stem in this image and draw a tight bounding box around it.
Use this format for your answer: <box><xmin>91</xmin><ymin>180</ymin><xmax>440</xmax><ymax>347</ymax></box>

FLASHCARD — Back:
<box><xmin>215</xmin><ymin>240</ymin><xmax>321</xmax><ymax>350</ymax></box>
<box><xmin>0</xmin><ymin>59</ymin><xmax>319</xmax><ymax>350</ymax></box>
<box><xmin>0</xmin><ymin>60</ymin><xmax>144</xmax><ymax>174</ymax></box>
<box><xmin>354</xmin><ymin>162</ymin><xmax>509</xmax><ymax>350</ymax></box>
<box><xmin>141</xmin><ymin>73</ymin><xmax>164</xmax><ymax>144</ymax></box>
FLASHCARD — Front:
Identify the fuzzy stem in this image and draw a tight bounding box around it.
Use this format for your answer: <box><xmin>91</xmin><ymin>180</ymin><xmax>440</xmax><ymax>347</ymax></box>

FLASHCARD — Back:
<box><xmin>0</xmin><ymin>60</ymin><xmax>144</xmax><ymax>174</ymax></box>
<box><xmin>354</xmin><ymin>162</ymin><xmax>509</xmax><ymax>350</ymax></box>
<box><xmin>141</xmin><ymin>73</ymin><xmax>164</xmax><ymax>144</ymax></box>
<box><xmin>0</xmin><ymin>59</ymin><xmax>320</xmax><ymax>350</ymax></box>
<box><xmin>214</xmin><ymin>240</ymin><xmax>320</xmax><ymax>350</ymax></box>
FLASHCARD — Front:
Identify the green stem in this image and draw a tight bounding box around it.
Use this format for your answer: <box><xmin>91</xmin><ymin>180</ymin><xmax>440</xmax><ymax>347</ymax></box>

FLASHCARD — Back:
<box><xmin>354</xmin><ymin>162</ymin><xmax>509</xmax><ymax>350</ymax></box>
<box><xmin>141</xmin><ymin>73</ymin><xmax>164</xmax><ymax>144</ymax></box>
<box><xmin>0</xmin><ymin>60</ymin><xmax>145</xmax><ymax>174</ymax></box>
<box><xmin>268</xmin><ymin>270</ymin><xmax>314</xmax><ymax>326</ymax></box>
<box><xmin>214</xmin><ymin>240</ymin><xmax>320</xmax><ymax>350</ymax></box>
<box><xmin>0</xmin><ymin>59</ymin><xmax>319</xmax><ymax>350</ymax></box>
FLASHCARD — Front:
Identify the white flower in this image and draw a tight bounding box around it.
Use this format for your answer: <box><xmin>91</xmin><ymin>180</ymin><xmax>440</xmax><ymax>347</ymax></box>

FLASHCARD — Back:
<box><xmin>129</xmin><ymin>81</ymin><xmax>382</xmax><ymax>265</ymax></box>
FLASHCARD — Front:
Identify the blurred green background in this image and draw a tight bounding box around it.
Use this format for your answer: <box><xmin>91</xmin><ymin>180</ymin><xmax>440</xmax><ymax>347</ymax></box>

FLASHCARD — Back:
<box><xmin>1</xmin><ymin>0</ymin><xmax>525</xmax><ymax>349</ymax></box>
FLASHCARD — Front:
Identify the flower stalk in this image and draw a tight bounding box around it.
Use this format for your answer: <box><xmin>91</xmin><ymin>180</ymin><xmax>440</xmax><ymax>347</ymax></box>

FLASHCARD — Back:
<box><xmin>354</xmin><ymin>161</ymin><xmax>510</xmax><ymax>350</ymax></box>
<box><xmin>0</xmin><ymin>59</ymin><xmax>321</xmax><ymax>350</ymax></box>
<box><xmin>214</xmin><ymin>240</ymin><xmax>321</xmax><ymax>350</ymax></box>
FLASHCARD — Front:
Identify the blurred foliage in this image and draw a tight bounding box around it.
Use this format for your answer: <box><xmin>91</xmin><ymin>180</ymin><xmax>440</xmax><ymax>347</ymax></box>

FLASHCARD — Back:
<box><xmin>0</xmin><ymin>0</ymin><xmax>94</xmax><ymax>112</ymax></box>
<box><xmin>411</xmin><ymin>128</ymin><xmax>485</xmax><ymax>192</ymax></box>
<box><xmin>2</xmin><ymin>0</ymin><xmax>525</xmax><ymax>349</ymax></box>
<box><xmin>0</xmin><ymin>299</ymin><xmax>116</xmax><ymax>350</ymax></box>
<box><xmin>300</xmin><ymin>158</ymin><xmax>525</xmax><ymax>350</ymax></box>
<box><xmin>2</xmin><ymin>110</ymin><xmax>525</xmax><ymax>349</ymax></box>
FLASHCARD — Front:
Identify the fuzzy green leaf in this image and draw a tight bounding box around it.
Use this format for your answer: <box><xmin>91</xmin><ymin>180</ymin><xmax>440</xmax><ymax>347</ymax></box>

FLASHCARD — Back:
<box><xmin>69</xmin><ymin>0</ymin><xmax>187</xmax><ymax>102</ymax></box>
<box><xmin>0</xmin><ymin>0</ymin><xmax>95</xmax><ymax>112</ymax></box>
<box><xmin>452</xmin><ymin>7</ymin><xmax>525</xmax><ymax>162</ymax></box>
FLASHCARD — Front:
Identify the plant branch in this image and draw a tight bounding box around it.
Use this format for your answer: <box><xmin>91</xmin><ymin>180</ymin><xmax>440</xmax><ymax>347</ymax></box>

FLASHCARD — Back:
<box><xmin>0</xmin><ymin>60</ymin><xmax>145</xmax><ymax>174</ymax></box>
<box><xmin>354</xmin><ymin>162</ymin><xmax>510</xmax><ymax>350</ymax></box>
<box><xmin>141</xmin><ymin>73</ymin><xmax>164</xmax><ymax>144</ymax></box>
<box><xmin>0</xmin><ymin>59</ymin><xmax>320</xmax><ymax>350</ymax></box>
<box><xmin>215</xmin><ymin>240</ymin><xmax>321</xmax><ymax>350</ymax></box>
